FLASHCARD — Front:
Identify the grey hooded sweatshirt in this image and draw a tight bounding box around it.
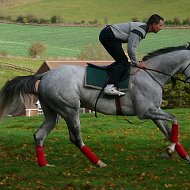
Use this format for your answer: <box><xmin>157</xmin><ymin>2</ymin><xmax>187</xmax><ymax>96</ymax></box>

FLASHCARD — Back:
<box><xmin>110</xmin><ymin>22</ymin><xmax>148</xmax><ymax>65</ymax></box>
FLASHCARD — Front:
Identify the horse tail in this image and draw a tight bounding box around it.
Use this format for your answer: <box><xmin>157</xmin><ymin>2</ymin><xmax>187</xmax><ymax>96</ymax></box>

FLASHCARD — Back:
<box><xmin>0</xmin><ymin>74</ymin><xmax>44</xmax><ymax>120</ymax></box>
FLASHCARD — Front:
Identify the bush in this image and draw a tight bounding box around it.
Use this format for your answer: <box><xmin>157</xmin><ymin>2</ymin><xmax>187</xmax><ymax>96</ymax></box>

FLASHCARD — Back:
<box><xmin>183</xmin><ymin>17</ymin><xmax>190</xmax><ymax>25</ymax></box>
<box><xmin>173</xmin><ymin>17</ymin><xmax>181</xmax><ymax>25</ymax></box>
<box><xmin>16</xmin><ymin>15</ymin><xmax>25</xmax><ymax>23</ymax></box>
<box><xmin>26</xmin><ymin>14</ymin><xmax>38</xmax><ymax>23</ymax></box>
<box><xmin>38</xmin><ymin>18</ymin><xmax>49</xmax><ymax>24</ymax></box>
<box><xmin>51</xmin><ymin>16</ymin><xmax>57</xmax><ymax>23</ymax></box>
<box><xmin>131</xmin><ymin>17</ymin><xmax>139</xmax><ymax>22</ymax></box>
<box><xmin>88</xmin><ymin>18</ymin><xmax>98</xmax><ymax>25</ymax></box>
<box><xmin>0</xmin><ymin>15</ymin><xmax>11</xmax><ymax>21</ymax></box>
<box><xmin>163</xmin><ymin>74</ymin><xmax>190</xmax><ymax>108</ymax></box>
<box><xmin>28</xmin><ymin>42</ymin><xmax>47</xmax><ymax>58</ymax></box>
<box><xmin>50</xmin><ymin>15</ymin><xmax>62</xmax><ymax>23</ymax></box>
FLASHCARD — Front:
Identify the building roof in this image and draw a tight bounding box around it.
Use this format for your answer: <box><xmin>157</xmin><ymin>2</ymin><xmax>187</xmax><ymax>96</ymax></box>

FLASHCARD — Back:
<box><xmin>36</xmin><ymin>60</ymin><xmax>112</xmax><ymax>74</ymax></box>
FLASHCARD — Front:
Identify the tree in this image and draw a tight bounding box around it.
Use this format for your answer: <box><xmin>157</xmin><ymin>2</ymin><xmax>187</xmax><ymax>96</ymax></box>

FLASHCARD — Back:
<box><xmin>28</xmin><ymin>42</ymin><xmax>47</xmax><ymax>58</ymax></box>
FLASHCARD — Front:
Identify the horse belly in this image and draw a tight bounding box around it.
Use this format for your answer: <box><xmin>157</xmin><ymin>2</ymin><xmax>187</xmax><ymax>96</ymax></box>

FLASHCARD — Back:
<box><xmin>81</xmin><ymin>91</ymin><xmax>135</xmax><ymax>116</ymax></box>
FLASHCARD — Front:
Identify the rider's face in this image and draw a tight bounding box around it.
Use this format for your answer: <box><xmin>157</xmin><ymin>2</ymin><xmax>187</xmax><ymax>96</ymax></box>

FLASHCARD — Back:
<box><xmin>152</xmin><ymin>20</ymin><xmax>164</xmax><ymax>33</ymax></box>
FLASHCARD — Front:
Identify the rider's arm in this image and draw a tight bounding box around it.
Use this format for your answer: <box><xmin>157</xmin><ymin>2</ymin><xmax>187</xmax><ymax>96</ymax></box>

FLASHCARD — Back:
<box><xmin>127</xmin><ymin>33</ymin><xmax>142</xmax><ymax>65</ymax></box>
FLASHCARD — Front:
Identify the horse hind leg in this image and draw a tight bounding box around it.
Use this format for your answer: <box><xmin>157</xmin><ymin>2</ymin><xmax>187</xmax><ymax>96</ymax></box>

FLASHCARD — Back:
<box><xmin>62</xmin><ymin>108</ymin><xmax>107</xmax><ymax>167</ymax></box>
<box><xmin>34</xmin><ymin>108</ymin><xmax>59</xmax><ymax>167</ymax></box>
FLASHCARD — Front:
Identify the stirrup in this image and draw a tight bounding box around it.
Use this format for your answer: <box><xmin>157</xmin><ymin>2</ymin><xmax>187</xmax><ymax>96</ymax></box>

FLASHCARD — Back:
<box><xmin>104</xmin><ymin>85</ymin><xmax>125</xmax><ymax>96</ymax></box>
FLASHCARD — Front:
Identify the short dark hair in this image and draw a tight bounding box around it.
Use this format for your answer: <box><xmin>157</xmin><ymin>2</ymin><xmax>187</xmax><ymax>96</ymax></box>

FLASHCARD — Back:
<box><xmin>146</xmin><ymin>14</ymin><xmax>164</xmax><ymax>25</ymax></box>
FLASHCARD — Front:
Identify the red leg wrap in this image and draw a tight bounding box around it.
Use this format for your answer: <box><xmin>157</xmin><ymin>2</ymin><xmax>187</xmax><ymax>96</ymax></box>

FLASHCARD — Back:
<box><xmin>170</xmin><ymin>123</ymin><xmax>179</xmax><ymax>143</ymax></box>
<box><xmin>36</xmin><ymin>146</ymin><xmax>47</xmax><ymax>167</ymax></box>
<box><xmin>80</xmin><ymin>145</ymin><xmax>99</xmax><ymax>164</ymax></box>
<box><xmin>175</xmin><ymin>143</ymin><xmax>188</xmax><ymax>159</ymax></box>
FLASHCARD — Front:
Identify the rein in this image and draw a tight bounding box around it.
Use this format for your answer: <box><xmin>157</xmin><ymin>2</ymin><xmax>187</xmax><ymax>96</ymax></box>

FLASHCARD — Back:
<box><xmin>180</xmin><ymin>63</ymin><xmax>190</xmax><ymax>82</ymax></box>
<box><xmin>94</xmin><ymin>61</ymin><xmax>190</xmax><ymax>119</ymax></box>
<box><xmin>132</xmin><ymin>62</ymin><xmax>190</xmax><ymax>88</ymax></box>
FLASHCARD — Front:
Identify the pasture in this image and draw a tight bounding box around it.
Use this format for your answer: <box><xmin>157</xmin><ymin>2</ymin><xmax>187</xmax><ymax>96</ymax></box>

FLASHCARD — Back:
<box><xmin>0</xmin><ymin>23</ymin><xmax>99</xmax><ymax>58</ymax></box>
<box><xmin>0</xmin><ymin>108</ymin><xmax>190</xmax><ymax>189</ymax></box>
<box><xmin>0</xmin><ymin>23</ymin><xmax>190</xmax><ymax>59</ymax></box>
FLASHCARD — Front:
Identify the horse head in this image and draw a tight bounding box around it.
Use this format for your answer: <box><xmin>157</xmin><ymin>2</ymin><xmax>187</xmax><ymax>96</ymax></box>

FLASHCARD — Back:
<box><xmin>179</xmin><ymin>42</ymin><xmax>190</xmax><ymax>83</ymax></box>
<box><xmin>180</xmin><ymin>62</ymin><xmax>190</xmax><ymax>83</ymax></box>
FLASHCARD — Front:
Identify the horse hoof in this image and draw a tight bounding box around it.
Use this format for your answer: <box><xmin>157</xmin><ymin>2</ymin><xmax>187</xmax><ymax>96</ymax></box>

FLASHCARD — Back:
<box><xmin>96</xmin><ymin>160</ymin><xmax>107</xmax><ymax>168</ymax></box>
<box><xmin>184</xmin><ymin>155</ymin><xmax>190</xmax><ymax>163</ymax></box>
<box><xmin>166</xmin><ymin>147</ymin><xmax>174</xmax><ymax>157</ymax></box>
<box><xmin>46</xmin><ymin>164</ymin><xmax>56</xmax><ymax>167</ymax></box>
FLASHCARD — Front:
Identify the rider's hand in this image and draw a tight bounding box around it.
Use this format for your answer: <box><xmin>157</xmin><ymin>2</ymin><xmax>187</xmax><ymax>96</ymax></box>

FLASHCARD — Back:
<box><xmin>138</xmin><ymin>61</ymin><xmax>145</xmax><ymax>69</ymax></box>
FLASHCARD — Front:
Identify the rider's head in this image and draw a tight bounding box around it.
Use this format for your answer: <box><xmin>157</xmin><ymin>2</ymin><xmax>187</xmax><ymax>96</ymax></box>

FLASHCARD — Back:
<box><xmin>147</xmin><ymin>14</ymin><xmax>164</xmax><ymax>33</ymax></box>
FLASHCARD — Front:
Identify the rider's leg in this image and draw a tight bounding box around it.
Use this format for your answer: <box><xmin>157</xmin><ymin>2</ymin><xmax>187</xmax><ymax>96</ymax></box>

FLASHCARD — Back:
<box><xmin>99</xmin><ymin>26</ymin><xmax>129</xmax><ymax>95</ymax></box>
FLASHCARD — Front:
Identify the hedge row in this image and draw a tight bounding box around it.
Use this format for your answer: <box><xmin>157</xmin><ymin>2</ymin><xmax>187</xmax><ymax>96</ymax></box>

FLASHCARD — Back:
<box><xmin>0</xmin><ymin>14</ymin><xmax>190</xmax><ymax>26</ymax></box>
<box><xmin>163</xmin><ymin>75</ymin><xmax>190</xmax><ymax>108</ymax></box>
<box><xmin>0</xmin><ymin>14</ymin><xmax>99</xmax><ymax>25</ymax></box>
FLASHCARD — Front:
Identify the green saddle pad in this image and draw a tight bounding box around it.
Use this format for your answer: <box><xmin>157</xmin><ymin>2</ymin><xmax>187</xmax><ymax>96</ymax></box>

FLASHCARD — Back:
<box><xmin>85</xmin><ymin>65</ymin><xmax>130</xmax><ymax>90</ymax></box>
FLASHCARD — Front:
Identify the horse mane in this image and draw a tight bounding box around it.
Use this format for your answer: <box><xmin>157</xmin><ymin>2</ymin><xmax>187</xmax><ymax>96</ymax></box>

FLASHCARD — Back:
<box><xmin>142</xmin><ymin>43</ymin><xmax>190</xmax><ymax>61</ymax></box>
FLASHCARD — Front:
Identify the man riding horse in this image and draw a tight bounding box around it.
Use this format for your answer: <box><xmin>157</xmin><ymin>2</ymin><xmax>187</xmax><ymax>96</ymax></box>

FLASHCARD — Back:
<box><xmin>99</xmin><ymin>14</ymin><xmax>164</xmax><ymax>96</ymax></box>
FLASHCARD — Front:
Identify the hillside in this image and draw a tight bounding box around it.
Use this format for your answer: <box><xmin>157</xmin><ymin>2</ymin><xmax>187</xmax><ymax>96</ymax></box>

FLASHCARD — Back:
<box><xmin>1</xmin><ymin>0</ymin><xmax>190</xmax><ymax>24</ymax></box>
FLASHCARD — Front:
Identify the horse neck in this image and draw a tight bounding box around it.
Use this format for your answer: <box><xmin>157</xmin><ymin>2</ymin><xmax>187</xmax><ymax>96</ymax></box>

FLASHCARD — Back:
<box><xmin>144</xmin><ymin>50</ymin><xmax>190</xmax><ymax>85</ymax></box>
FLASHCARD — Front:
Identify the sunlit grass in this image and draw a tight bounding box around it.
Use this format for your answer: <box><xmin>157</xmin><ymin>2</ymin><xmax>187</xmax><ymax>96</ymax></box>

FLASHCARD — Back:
<box><xmin>0</xmin><ymin>108</ymin><xmax>190</xmax><ymax>189</ymax></box>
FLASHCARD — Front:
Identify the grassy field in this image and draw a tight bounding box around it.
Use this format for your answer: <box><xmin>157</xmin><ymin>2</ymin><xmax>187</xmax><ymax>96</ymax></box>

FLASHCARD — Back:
<box><xmin>0</xmin><ymin>108</ymin><xmax>190</xmax><ymax>189</ymax></box>
<box><xmin>0</xmin><ymin>23</ymin><xmax>100</xmax><ymax>58</ymax></box>
<box><xmin>1</xmin><ymin>23</ymin><xmax>190</xmax><ymax>59</ymax></box>
<box><xmin>1</xmin><ymin>0</ymin><xmax>190</xmax><ymax>23</ymax></box>
<box><xmin>0</xmin><ymin>23</ymin><xmax>190</xmax><ymax>87</ymax></box>
<box><xmin>0</xmin><ymin>67</ymin><xmax>29</xmax><ymax>87</ymax></box>
<box><xmin>0</xmin><ymin>57</ymin><xmax>42</xmax><ymax>87</ymax></box>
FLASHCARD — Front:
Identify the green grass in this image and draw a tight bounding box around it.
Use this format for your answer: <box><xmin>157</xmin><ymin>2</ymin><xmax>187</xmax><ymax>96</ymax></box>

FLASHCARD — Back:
<box><xmin>0</xmin><ymin>23</ymin><xmax>100</xmax><ymax>58</ymax></box>
<box><xmin>138</xmin><ymin>28</ymin><xmax>190</xmax><ymax>57</ymax></box>
<box><xmin>1</xmin><ymin>23</ymin><xmax>190</xmax><ymax>59</ymax></box>
<box><xmin>1</xmin><ymin>0</ymin><xmax>190</xmax><ymax>23</ymax></box>
<box><xmin>0</xmin><ymin>108</ymin><xmax>190</xmax><ymax>189</ymax></box>
<box><xmin>0</xmin><ymin>67</ymin><xmax>29</xmax><ymax>87</ymax></box>
<box><xmin>0</xmin><ymin>57</ymin><xmax>42</xmax><ymax>71</ymax></box>
<box><xmin>0</xmin><ymin>57</ymin><xmax>42</xmax><ymax>87</ymax></box>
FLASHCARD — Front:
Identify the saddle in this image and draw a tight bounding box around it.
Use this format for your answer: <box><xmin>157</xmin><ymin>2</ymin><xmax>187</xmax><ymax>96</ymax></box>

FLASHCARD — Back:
<box><xmin>85</xmin><ymin>62</ymin><xmax>130</xmax><ymax>90</ymax></box>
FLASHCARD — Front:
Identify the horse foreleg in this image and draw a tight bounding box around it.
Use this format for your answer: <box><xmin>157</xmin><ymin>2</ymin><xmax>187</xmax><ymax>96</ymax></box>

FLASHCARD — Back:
<box><xmin>168</xmin><ymin>123</ymin><xmax>189</xmax><ymax>161</ymax></box>
<box><xmin>66</xmin><ymin>113</ymin><xmax>107</xmax><ymax>167</ymax></box>
<box><xmin>154</xmin><ymin>121</ymin><xmax>189</xmax><ymax>161</ymax></box>
<box><xmin>145</xmin><ymin>108</ymin><xmax>190</xmax><ymax>162</ymax></box>
<box><xmin>153</xmin><ymin>119</ymin><xmax>171</xmax><ymax>139</ymax></box>
<box><xmin>80</xmin><ymin>145</ymin><xmax>107</xmax><ymax>167</ymax></box>
<box><xmin>68</xmin><ymin>127</ymin><xmax>107</xmax><ymax>167</ymax></box>
<box><xmin>153</xmin><ymin>120</ymin><xmax>175</xmax><ymax>156</ymax></box>
<box><xmin>167</xmin><ymin>123</ymin><xmax>178</xmax><ymax>156</ymax></box>
<box><xmin>175</xmin><ymin>143</ymin><xmax>190</xmax><ymax>161</ymax></box>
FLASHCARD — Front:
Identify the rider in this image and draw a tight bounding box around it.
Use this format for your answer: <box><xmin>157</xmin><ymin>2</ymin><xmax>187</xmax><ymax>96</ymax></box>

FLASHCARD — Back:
<box><xmin>99</xmin><ymin>14</ymin><xmax>164</xmax><ymax>96</ymax></box>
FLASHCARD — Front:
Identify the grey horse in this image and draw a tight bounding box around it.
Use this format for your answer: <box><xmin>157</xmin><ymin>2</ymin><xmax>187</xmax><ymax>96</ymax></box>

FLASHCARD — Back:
<box><xmin>0</xmin><ymin>44</ymin><xmax>190</xmax><ymax>167</ymax></box>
